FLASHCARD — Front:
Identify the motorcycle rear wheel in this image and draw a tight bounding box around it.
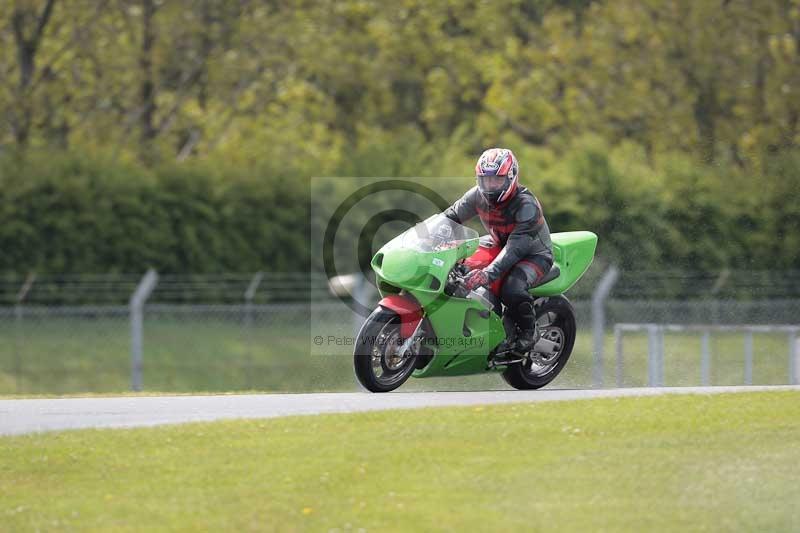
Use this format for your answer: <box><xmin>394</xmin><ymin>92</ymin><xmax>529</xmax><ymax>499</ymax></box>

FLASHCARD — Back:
<box><xmin>354</xmin><ymin>308</ymin><xmax>419</xmax><ymax>392</ymax></box>
<box><xmin>501</xmin><ymin>296</ymin><xmax>576</xmax><ymax>390</ymax></box>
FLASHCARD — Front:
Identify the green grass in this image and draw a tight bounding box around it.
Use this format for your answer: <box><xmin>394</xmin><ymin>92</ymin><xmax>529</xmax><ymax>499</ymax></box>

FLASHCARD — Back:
<box><xmin>0</xmin><ymin>313</ymin><xmax>796</xmax><ymax>394</ymax></box>
<box><xmin>1</xmin><ymin>391</ymin><xmax>798</xmax><ymax>531</ymax></box>
<box><xmin>0</xmin><ymin>316</ymin><xmax>356</xmax><ymax>394</ymax></box>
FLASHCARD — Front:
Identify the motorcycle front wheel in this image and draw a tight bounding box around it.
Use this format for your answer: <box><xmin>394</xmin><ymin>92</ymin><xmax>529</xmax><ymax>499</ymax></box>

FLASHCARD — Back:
<box><xmin>354</xmin><ymin>308</ymin><xmax>419</xmax><ymax>392</ymax></box>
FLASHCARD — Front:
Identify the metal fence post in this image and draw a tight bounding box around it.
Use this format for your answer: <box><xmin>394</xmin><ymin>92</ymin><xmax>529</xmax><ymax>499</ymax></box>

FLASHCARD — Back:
<box><xmin>243</xmin><ymin>272</ymin><xmax>264</xmax><ymax>390</ymax></box>
<box><xmin>14</xmin><ymin>273</ymin><xmax>36</xmax><ymax>394</ymax></box>
<box><xmin>244</xmin><ymin>271</ymin><xmax>264</xmax><ymax>328</ymax></box>
<box><xmin>592</xmin><ymin>266</ymin><xmax>619</xmax><ymax>388</ymax></box>
<box><xmin>709</xmin><ymin>269</ymin><xmax>730</xmax><ymax>324</ymax></box>
<box><xmin>790</xmin><ymin>330</ymin><xmax>799</xmax><ymax>386</ymax></box>
<box><xmin>647</xmin><ymin>324</ymin><xmax>658</xmax><ymax>387</ymax></box>
<box><xmin>701</xmin><ymin>329</ymin><xmax>711</xmax><ymax>386</ymax></box>
<box><xmin>130</xmin><ymin>269</ymin><xmax>158</xmax><ymax>392</ymax></box>
<box><xmin>614</xmin><ymin>325</ymin><xmax>624</xmax><ymax>387</ymax></box>
<box><xmin>744</xmin><ymin>330</ymin><xmax>753</xmax><ymax>385</ymax></box>
<box><xmin>657</xmin><ymin>325</ymin><xmax>665</xmax><ymax>386</ymax></box>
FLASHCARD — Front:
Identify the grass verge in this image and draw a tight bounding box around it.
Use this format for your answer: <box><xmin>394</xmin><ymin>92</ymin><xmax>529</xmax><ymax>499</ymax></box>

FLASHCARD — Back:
<box><xmin>1</xmin><ymin>391</ymin><xmax>799</xmax><ymax>531</ymax></box>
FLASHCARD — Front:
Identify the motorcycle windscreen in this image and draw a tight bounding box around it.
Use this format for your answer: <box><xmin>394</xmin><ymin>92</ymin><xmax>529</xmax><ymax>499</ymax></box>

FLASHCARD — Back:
<box><xmin>382</xmin><ymin>214</ymin><xmax>479</xmax><ymax>253</ymax></box>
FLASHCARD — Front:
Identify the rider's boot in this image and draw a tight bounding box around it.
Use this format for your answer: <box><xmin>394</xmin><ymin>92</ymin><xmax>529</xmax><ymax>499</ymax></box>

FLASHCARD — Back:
<box><xmin>493</xmin><ymin>313</ymin><xmax>517</xmax><ymax>358</ymax></box>
<box><xmin>513</xmin><ymin>301</ymin><xmax>539</xmax><ymax>354</ymax></box>
<box><xmin>495</xmin><ymin>312</ymin><xmax>517</xmax><ymax>354</ymax></box>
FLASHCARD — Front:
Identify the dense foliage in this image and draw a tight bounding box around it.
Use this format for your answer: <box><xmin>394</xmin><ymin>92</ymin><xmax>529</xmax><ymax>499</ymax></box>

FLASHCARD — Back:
<box><xmin>0</xmin><ymin>154</ymin><xmax>309</xmax><ymax>273</ymax></box>
<box><xmin>0</xmin><ymin>0</ymin><xmax>798</xmax><ymax>273</ymax></box>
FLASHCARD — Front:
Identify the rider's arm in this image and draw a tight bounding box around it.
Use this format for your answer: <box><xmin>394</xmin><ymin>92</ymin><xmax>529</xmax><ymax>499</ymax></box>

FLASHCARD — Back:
<box><xmin>483</xmin><ymin>200</ymin><xmax>542</xmax><ymax>281</ymax></box>
<box><xmin>443</xmin><ymin>187</ymin><xmax>479</xmax><ymax>224</ymax></box>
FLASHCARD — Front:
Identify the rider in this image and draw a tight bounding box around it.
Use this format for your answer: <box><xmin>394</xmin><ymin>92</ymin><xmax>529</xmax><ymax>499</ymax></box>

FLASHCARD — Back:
<box><xmin>443</xmin><ymin>148</ymin><xmax>553</xmax><ymax>356</ymax></box>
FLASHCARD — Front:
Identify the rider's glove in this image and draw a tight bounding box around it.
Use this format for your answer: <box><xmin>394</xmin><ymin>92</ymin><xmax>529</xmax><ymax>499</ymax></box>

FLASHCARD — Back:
<box><xmin>463</xmin><ymin>268</ymin><xmax>490</xmax><ymax>290</ymax></box>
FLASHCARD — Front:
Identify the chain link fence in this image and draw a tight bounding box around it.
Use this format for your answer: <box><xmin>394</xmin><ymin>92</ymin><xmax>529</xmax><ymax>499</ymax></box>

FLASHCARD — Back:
<box><xmin>1</xmin><ymin>271</ymin><xmax>799</xmax><ymax>394</ymax></box>
<box><xmin>0</xmin><ymin>305</ymin><xmax>129</xmax><ymax>394</ymax></box>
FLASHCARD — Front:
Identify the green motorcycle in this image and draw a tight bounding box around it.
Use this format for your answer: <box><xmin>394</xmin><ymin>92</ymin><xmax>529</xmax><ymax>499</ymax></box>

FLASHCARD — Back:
<box><xmin>354</xmin><ymin>214</ymin><xmax>597</xmax><ymax>392</ymax></box>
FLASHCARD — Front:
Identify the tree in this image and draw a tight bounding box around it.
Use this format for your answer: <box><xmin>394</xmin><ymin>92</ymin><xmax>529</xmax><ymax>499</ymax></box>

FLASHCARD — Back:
<box><xmin>8</xmin><ymin>0</ymin><xmax>57</xmax><ymax>147</ymax></box>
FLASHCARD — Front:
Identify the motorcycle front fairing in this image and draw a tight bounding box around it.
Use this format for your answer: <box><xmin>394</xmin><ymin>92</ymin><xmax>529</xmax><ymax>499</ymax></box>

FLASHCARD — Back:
<box><xmin>371</xmin><ymin>214</ymin><xmax>479</xmax><ymax>301</ymax></box>
<box><xmin>370</xmin><ymin>214</ymin><xmax>506</xmax><ymax>376</ymax></box>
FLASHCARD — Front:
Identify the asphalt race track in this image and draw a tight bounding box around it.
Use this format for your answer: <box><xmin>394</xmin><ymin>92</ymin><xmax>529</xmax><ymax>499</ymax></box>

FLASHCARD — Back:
<box><xmin>2</xmin><ymin>385</ymin><xmax>798</xmax><ymax>436</ymax></box>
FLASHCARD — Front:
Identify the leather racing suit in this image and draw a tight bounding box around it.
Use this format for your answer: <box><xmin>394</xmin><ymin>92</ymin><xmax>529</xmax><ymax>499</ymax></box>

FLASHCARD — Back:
<box><xmin>443</xmin><ymin>185</ymin><xmax>554</xmax><ymax>343</ymax></box>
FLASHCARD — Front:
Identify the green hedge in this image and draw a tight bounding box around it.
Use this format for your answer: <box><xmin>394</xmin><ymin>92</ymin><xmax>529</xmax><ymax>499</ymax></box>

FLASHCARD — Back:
<box><xmin>0</xmin><ymin>153</ymin><xmax>309</xmax><ymax>274</ymax></box>
<box><xmin>0</xmin><ymin>144</ymin><xmax>798</xmax><ymax>275</ymax></box>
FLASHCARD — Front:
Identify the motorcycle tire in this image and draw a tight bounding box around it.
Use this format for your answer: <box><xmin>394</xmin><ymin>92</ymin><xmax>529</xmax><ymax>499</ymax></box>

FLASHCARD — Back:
<box><xmin>501</xmin><ymin>296</ymin><xmax>576</xmax><ymax>390</ymax></box>
<box><xmin>354</xmin><ymin>308</ymin><xmax>419</xmax><ymax>393</ymax></box>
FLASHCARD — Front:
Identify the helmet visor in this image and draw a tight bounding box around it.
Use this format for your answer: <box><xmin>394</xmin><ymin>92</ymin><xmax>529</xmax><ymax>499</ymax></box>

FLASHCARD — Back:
<box><xmin>478</xmin><ymin>174</ymin><xmax>509</xmax><ymax>192</ymax></box>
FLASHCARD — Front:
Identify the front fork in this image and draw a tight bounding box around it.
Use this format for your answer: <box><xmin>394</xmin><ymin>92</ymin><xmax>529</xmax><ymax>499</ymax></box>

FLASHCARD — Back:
<box><xmin>377</xmin><ymin>294</ymin><xmax>434</xmax><ymax>370</ymax></box>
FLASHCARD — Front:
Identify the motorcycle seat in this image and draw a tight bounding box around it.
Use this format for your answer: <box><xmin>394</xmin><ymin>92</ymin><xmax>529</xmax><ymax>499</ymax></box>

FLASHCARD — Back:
<box><xmin>531</xmin><ymin>265</ymin><xmax>560</xmax><ymax>288</ymax></box>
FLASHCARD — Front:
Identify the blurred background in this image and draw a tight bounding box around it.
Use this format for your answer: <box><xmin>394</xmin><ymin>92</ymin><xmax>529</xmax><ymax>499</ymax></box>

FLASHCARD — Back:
<box><xmin>0</xmin><ymin>0</ymin><xmax>798</xmax><ymax>394</ymax></box>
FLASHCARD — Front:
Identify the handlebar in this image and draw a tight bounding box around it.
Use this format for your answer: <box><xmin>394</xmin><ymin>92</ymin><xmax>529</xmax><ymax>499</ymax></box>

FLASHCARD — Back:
<box><xmin>446</xmin><ymin>263</ymin><xmax>472</xmax><ymax>298</ymax></box>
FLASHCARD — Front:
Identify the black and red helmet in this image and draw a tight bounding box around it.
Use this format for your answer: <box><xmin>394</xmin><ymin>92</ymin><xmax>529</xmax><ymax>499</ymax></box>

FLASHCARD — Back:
<box><xmin>475</xmin><ymin>148</ymin><xmax>519</xmax><ymax>204</ymax></box>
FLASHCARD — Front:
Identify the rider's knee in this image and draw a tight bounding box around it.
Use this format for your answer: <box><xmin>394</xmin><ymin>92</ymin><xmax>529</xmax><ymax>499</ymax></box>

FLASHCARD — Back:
<box><xmin>500</xmin><ymin>271</ymin><xmax>529</xmax><ymax>306</ymax></box>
